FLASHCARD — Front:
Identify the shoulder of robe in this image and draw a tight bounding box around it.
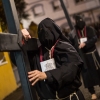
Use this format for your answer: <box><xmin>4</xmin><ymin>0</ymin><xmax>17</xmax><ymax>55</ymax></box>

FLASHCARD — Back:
<box><xmin>86</xmin><ymin>26</ymin><xmax>97</xmax><ymax>34</ymax></box>
<box><xmin>56</xmin><ymin>40</ymin><xmax>77</xmax><ymax>53</ymax></box>
<box><xmin>86</xmin><ymin>26</ymin><xmax>94</xmax><ymax>31</ymax></box>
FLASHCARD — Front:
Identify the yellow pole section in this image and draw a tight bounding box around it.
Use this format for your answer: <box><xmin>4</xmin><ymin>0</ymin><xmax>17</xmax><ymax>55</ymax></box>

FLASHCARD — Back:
<box><xmin>0</xmin><ymin>23</ymin><xmax>17</xmax><ymax>100</ymax></box>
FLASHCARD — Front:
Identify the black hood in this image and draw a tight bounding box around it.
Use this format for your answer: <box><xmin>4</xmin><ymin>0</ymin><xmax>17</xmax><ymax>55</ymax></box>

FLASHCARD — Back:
<box><xmin>74</xmin><ymin>15</ymin><xmax>86</xmax><ymax>30</ymax></box>
<box><xmin>38</xmin><ymin>18</ymin><xmax>70</xmax><ymax>49</ymax></box>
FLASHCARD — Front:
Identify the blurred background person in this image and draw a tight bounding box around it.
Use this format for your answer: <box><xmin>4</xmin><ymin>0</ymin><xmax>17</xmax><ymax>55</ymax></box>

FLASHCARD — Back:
<box><xmin>68</xmin><ymin>15</ymin><xmax>100</xmax><ymax>100</ymax></box>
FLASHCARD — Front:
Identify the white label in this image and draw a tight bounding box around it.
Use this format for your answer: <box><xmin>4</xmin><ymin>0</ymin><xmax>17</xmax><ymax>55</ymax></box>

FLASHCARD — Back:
<box><xmin>40</xmin><ymin>58</ymin><xmax>56</xmax><ymax>72</ymax></box>
<box><xmin>80</xmin><ymin>37</ymin><xmax>87</xmax><ymax>43</ymax></box>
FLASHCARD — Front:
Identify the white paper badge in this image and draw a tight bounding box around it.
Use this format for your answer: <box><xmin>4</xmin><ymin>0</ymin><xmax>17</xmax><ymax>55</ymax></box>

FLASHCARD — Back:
<box><xmin>80</xmin><ymin>37</ymin><xmax>87</xmax><ymax>43</ymax></box>
<box><xmin>40</xmin><ymin>58</ymin><xmax>56</xmax><ymax>72</ymax></box>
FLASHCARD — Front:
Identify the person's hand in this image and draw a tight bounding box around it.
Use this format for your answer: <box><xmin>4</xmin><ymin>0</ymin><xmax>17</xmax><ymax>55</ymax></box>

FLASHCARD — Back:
<box><xmin>21</xmin><ymin>29</ymin><xmax>31</xmax><ymax>41</ymax></box>
<box><xmin>28</xmin><ymin>70</ymin><xmax>47</xmax><ymax>86</ymax></box>
<box><xmin>79</xmin><ymin>42</ymin><xmax>86</xmax><ymax>49</ymax></box>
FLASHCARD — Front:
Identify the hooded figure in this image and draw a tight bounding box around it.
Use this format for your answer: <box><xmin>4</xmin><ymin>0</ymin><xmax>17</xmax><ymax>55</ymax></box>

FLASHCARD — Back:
<box><xmin>69</xmin><ymin>15</ymin><xmax>100</xmax><ymax>100</ymax></box>
<box><xmin>75</xmin><ymin>15</ymin><xmax>86</xmax><ymax>30</ymax></box>
<box><xmin>22</xmin><ymin>18</ymin><xmax>85</xmax><ymax>100</ymax></box>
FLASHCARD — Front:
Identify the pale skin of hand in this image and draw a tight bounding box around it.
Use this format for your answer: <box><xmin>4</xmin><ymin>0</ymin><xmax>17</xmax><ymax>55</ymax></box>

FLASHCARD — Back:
<box><xmin>28</xmin><ymin>70</ymin><xmax>47</xmax><ymax>86</ymax></box>
<box><xmin>21</xmin><ymin>29</ymin><xmax>31</xmax><ymax>40</ymax></box>
<box><xmin>79</xmin><ymin>42</ymin><xmax>86</xmax><ymax>49</ymax></box>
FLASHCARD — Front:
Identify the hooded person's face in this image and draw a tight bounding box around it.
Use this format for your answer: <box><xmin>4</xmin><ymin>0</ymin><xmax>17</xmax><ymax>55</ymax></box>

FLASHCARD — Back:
<box><xmin>38</xmin><ymin>18</ymin><xmax>61</xmax><ymax>49</ymax></box>
<box><xmin>38</xmin><ymin>25</ymin><xmax>55</xmax><ymax>49</ymax></box>
<box><xmin>75</xmin><ymin>16</ymin><xmax>85</xmax><ymax>30</ymax></box>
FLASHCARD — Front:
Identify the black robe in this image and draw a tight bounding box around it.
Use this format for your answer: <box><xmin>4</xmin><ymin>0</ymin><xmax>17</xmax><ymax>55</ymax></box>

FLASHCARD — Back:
<box><xmin>69</xmin><ymin>26</ymin><xmax>100</xmax><ymax>88</ymax></box>
<box><xmin>27</xmin><ymin>18</ymin><xmax>85</xmax><ymax>100</ymax></box>
<box><xmin>28</xmin><ymin>39</ymin><xmax>85</xmax><ymax>99</ymax></box>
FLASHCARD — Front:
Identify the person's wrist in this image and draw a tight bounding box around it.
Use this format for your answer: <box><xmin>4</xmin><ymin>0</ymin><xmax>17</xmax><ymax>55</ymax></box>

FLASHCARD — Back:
<box><xmin>43</xmin><ymin>72</ymin><xmax>47</xmax><ymax>79</ymax></box>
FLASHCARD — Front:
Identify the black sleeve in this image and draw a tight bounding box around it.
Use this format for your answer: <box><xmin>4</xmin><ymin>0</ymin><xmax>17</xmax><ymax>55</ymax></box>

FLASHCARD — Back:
<box><xmin>45</xmin><ymin>41</ymin><xmax>83</xmax><ymax>89</ymax></box>
<box><xmin>85</xmin><ymin>27</ymin><xmax>97</xmax><ymax>49</ymax></box>
<box><xmin>45</xmin><ymin>72</ymin><xmax>53</xmax><ymax>83</ymax></box>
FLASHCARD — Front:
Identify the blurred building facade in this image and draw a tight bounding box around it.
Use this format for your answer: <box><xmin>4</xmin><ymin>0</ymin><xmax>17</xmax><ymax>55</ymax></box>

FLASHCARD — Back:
<box><xmin>22</xmin><ymin>0</ymin><xmax>100</xmax><ymax>30</ymax></box>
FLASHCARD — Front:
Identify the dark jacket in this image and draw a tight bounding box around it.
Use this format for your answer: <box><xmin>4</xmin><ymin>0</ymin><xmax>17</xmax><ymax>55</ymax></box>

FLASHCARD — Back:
<box><xmin>28</xmin><ymin>18</ymin><xmax>84</xmax><ymax>99</ymax></box>
<box><xmin>28</xmin><ymin>39</ymin><xmax>83</xmax><ymax>99</ymax></box>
